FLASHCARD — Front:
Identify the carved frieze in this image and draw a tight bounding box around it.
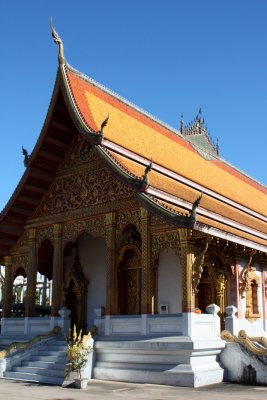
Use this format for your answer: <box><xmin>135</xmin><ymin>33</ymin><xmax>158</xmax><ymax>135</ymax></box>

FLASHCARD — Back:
<box><xmin>12</xmin><ymin>230</ymin><xmax>29</xmax><ymax>252</ymax></box>
<box><xmin>117</xmin><ymin>208</ymin><xmax>141</xmax><ymax>234</ymax></box>
<box><xmin>34</xmin><ymin>167</ymin><xmax>134</xmax><ymax>218</ymax></box>
<box><xmin>63</xmin><ymin>216</ymin><xmax>106</xmax><ymax>244</ymax></box>
<box><xmin>36</xmin><ymin>225</ymin><xmax>54</xmax><ymax>247</ymax></box>
<box><xmin>13</xmin><ymin>254</ymin><xmax>28</xmax><ymax>271</ymax></box>
<box><xmin>151</xmin><ymin>230</ymin><xmax>180</xmax><ymax>264</ymax></box>
<box><xmin>58</xmin><ymin>135</ymin><xmax>98</xmax><ymax>171</ymax></box>
<box><xmin>150</xmin><ymin>215</ymin><xmax>165</xmax><ymax>227</ymax></box>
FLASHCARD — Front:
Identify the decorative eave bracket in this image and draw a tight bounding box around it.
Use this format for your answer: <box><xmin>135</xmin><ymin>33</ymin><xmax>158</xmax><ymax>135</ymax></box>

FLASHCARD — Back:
<box><xmin>239</xmin><ymin>249</ymin><xmax>257</xmax><ymax>295</ymax></box>
<box><xmin>135</xmin><ymin>192</ymin><xmax>203</xmax><ymax>229</ymax></box>
<box><xmin>192</xmin><ymin>235</ymin><xmax>213</xmax><ymax>293</ymax></box>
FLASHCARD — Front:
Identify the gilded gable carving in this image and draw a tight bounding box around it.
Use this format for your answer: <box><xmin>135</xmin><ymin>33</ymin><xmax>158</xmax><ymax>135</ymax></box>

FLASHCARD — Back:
<box><xmin>58</xmin><ymin>135</ymin><xmax>98</xmax><ymax>171</ymax></box>
<box><xmin>34</xmin><ymin>167</ymin><xmax>134</xmax><ymax>218</ymax></box>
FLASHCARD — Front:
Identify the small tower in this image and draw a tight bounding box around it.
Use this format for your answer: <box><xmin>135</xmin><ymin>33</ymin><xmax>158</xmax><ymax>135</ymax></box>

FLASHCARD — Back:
<box><xmin>180</xmin><ymin>109</ymin><xmax>219</xmax><ymax>160</ymax></box>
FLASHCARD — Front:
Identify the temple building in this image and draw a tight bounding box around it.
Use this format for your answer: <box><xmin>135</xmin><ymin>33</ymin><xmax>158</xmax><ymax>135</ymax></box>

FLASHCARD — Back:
<box><xmin>0</xmin><ymin>23</ymin><xmax>266</xmax><ymax>387</ymax></box>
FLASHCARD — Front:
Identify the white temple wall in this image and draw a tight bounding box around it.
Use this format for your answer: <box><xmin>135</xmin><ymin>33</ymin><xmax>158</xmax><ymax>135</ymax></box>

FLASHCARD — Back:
<box><xmin>78</xmin><ymin>235</ymin><xmax>106</xmax><ymax>328</ymax></box>
<box><xmin>157</xmin><ymin>249</ymin><xmax>181</xmax><ymax>314</ymax></box>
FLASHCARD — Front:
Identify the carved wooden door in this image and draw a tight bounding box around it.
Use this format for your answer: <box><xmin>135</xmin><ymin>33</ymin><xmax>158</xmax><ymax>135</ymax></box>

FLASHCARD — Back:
<box><xmin>126</xmin><ymin>268</ymin><xmax>141</xmax><ymax>315</ymax></box>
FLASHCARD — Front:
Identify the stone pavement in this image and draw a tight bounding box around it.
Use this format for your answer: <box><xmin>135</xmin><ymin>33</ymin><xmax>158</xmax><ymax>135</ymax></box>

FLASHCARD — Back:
<box><xmin>0</xmin><ymin>379</ymin><xmax>266</xmax><ymax>400</ymax></box>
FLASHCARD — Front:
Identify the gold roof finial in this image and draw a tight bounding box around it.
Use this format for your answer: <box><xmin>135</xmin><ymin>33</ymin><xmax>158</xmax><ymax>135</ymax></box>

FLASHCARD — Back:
<box><xmin>50</xmin><ymin>17</ymin><xmax>65</xmax><ymax>64</ymax></box>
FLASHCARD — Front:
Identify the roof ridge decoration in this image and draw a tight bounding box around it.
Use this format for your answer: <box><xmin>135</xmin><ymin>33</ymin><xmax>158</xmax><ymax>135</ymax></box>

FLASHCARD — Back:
<box><xmin>98</xmin><ymin>115</ymin><xmax>109</xmax><ymax>144</ymax></box>
<box><xmin>180</xmin><ymin>109</ymin><xmax>219</xmax><ymax>160</ymax></box>
<box><xmin>50</xmin><ymin>17</ymin><xmax>65</xmax><ymax>65</ymax></box>
<box><xmin>50</xmin><ymin>20</ymin><xmax>104</xmax><ymax>145</ymax></box>
<box><xmin>22</xmin><ymin>146</ymin><xmax>30</xmax><ymax>167</ymax></box>
<box><xmin>142</xmin><ymin>159</ymin><xmax>153</xmax><ymax>189</ymax></box>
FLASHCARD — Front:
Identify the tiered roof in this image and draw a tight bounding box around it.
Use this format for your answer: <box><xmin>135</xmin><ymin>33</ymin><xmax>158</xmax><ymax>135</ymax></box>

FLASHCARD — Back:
<box><xmin>0</xmin><ymin>21</ymin><xmax>267</xmax><ymax>260</ymax></box>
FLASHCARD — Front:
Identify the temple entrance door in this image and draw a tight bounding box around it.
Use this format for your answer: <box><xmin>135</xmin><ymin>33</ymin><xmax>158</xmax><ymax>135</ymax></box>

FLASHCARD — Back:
<box><xmin>118</xmin><ymin>247</ymin><xmax>142</xmax><ymax>315</ymax></box>
<box><xmin>196</xmin><ymin>263</ymin><xmax>227</xmax><ymax>328</ymax></box>
<box><xmin>65</xmin><ymin>279</ymin><xmax>78</xmax><ymax>332</ymax></box>
<box><xmin>125</xmin><ymin>267</ymin><xmax>141</xmax><ymax>314</ymax></box>
<box><xmin>197</xmin><ymin>274</ymin><xmax>216</xmax><ymax>313</ymax></box>
<box><xmin>64</xmin><ymin>253</ymin><xmax>88</xmax><ymax>333</ymax></box>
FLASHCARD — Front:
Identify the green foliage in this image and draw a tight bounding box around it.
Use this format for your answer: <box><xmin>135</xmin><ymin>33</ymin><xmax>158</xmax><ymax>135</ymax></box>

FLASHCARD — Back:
<box><xmin>66</xmin><ymin>325</ymin><xmax>93</xmax><ymax>379</ymax></box>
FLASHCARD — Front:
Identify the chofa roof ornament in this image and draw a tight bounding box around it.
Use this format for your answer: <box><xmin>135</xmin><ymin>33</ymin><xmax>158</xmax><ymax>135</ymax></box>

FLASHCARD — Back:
<box><xmin>50</xmin><ymin>17</ymin><xmax>65</xmax><ymax>64</ymax></box>
<box><xmin>190</xmin><ymin>193</ymin><xmax>202</xmax><ymax>221</ymax></box>
<box><xmin>98</xmin><ymin>115</ymin><xmax>109</xmax><ymax>143</ymax></box>
<box><xmin>142</xmin><ymin>159</ymin><xmax>153</xmax><ymax>188</ymax></box>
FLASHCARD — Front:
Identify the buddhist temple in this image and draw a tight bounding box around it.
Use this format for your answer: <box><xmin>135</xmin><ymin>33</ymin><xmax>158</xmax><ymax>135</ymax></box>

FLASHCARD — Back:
<box><xmin>0</xmin><ymin>21</ymin><xmax>266</xmax><ymax>387</ymax></box>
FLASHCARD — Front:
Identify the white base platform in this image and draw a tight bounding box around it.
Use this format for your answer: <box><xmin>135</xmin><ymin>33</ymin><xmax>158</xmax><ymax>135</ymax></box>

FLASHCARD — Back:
<box><xmin>93</xmin><ymin>336</ymin><xmax>225</xmax><ymax>388</ymax></box>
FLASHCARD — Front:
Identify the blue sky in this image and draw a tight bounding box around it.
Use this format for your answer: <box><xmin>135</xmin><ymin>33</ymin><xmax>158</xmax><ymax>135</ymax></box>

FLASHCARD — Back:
<box><xmin>0</xmin><ymin>1</ymin><xmax>267</xmax><ymax>212</ymax></box>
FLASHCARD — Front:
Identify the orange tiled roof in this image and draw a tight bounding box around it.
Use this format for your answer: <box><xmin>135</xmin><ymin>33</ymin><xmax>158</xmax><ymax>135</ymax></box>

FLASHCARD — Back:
<box><xmin>104</xmin><ymin>150</ymin><xmax>267</xmax><ymax>242</ymax></box>
<box><xmin>2</xmin><ymin>58</ymin><xmax>267</xmax><ymax>260</ymax></box>
<box><xmin>66</xmin><ymin>69</ymin><xmax>267</xmax><ymax>220</ymax></box>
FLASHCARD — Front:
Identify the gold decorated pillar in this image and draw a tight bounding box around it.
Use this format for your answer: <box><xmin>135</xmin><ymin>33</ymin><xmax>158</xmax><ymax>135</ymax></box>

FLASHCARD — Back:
<box><xmin>179</xmin><ymin>229</ymin><xmax>195</xmax><ymax>312</ymax></box>
<box><xmin>2</xmin><ymin>256</ymin><xmax>13</xmax><ymax>317</ymax></box>
<box><xmin>51</xmin><ymin>223</ymin><xmax>63</xmax><ymax>316</ymax></box>
<box><xmin>25</xmin><ymin>228</ymin><xmax>38</xmax><ymax>317</ymax></box>
<box><xmin>215</xmin><ymin>273</ymin><xmax>226</xmax><ymax>315</ymax></box>
<box><xmin>141</xmin><ymin>208</ymin><xmax>152</xmax><ymax>314</ymax></box>
<box><xmin>105</xmin><ymin>212</ymin><xmax>117</xmax><ymax>315</ymax></box>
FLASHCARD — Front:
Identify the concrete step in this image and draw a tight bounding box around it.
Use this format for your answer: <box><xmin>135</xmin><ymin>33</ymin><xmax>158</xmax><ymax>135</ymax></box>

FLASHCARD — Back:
<box><xmin>4</xmin><ymin>371</ymin><xmax>63</xmax><ymax>385</ymax></box>
<box><xmin>22</xmin><ymin>360</ymin><xmax>66</xmax><ymax>370</ymax></box>
<box><xmin>12</xmin><ymin>366</ymin><xmax>65</xmax><ymax>378</ymax></box>
<box><xmin>42</xmin><ymin>345</ymin><xmax>67</xmax><ymax>351</ymax></box>
<box><xmin>36</xmin><ymin>350</ymin><xmax>67</xmax><ymax>356</ymax></box>
<box><xmin>93</xmin><ymin>337</ymin><xmax>225</xmax><ymax>388</ymax></box>
<box><xmin>30</xmin><ymin>354</ymin><xmax>68</xmax><ymax>362</ymax></box>
<box><xmin>95</xmin><ymin>360</ymin><xmax>175</xmax><ymax>371</ymax></box>
<box><xmin>3</xmin><ymin>338</ymin><xmax>68</xmax><ymax>385</ymax></box>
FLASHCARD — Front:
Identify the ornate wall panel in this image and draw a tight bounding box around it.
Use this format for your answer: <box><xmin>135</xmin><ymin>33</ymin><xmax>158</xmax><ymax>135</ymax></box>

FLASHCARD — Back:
<box><xmin>151</xmin><ymin>215</ymin><xmax>166</xmax><ymax>227</ymax></box>
<box><xmin>36</xmin><ymin>225</ymin><xmax>54</xmax><ymax>247</ymax></box>
<box><xmin>151</xmin><ymin>230</ymin><xmax>180</xmax><ymax>265</ymax></box>
<box><xmin>62</xmin><ymin>216</ymin><xmax>106</xmax><ymax>245</ymax></box>
<box><xmin>13</xmin><ymin>254</ymin><xmax>28</xmax><ymax>272</ymax></box>
<box><xmin>12</xmin><ymin>230</ymin><xmax>29</xmax><ymax>253</ymax></box>
<box><xmin>117</xmin><ymin>208</ymin><xmax>141</xmax><ymax>235</ymax></box>
<box><xmin>34</xmin><ymin>167</ymin><xmax>134</xmax><ymax>218</ymax></box>
<box><xmin>57</xmin><ymin>135</ymin><xmax>98</xmax><ymax>171</ymax></box>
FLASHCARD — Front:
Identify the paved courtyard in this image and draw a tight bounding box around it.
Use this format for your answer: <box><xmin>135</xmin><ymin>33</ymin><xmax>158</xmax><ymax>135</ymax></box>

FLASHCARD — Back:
<box><xmin>0</xmin><ymin>379</ymin><xmax>266</xmax><ymax>400</ymax></box>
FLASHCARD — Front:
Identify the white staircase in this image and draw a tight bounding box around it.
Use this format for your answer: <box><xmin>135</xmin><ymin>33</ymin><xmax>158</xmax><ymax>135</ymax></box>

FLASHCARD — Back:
<box><xmin>3</xmin><ymin>339</ymin><xmax>68</xmax><ymax>385</ymax></box>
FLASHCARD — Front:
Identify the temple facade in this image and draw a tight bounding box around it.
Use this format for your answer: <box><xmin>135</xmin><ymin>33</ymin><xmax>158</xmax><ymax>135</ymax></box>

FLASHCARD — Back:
<box><xmin>0</xmin><ymin>23</ymin><xmax>266</xmax><ymax>387</ymax></box>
